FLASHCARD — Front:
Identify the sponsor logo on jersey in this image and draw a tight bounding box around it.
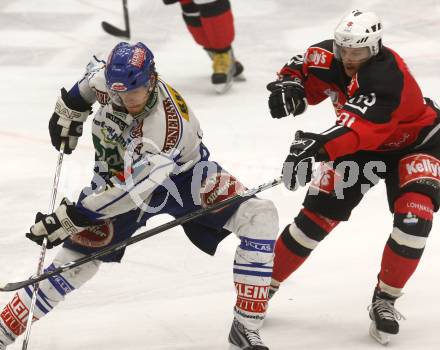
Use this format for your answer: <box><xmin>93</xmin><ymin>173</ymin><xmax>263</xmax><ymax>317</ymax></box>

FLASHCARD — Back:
<box><xmin>381</xmin><ymin>132</ymin><xmax>416</xmax><ymax>150</ymax></box>
<box><xmin>399</xmin><ymin>153</ymin><xmax>440</xmax><ymax>187</ymax></box>
<box><xmin>310</xmin><ymin>163</ymin><xmax>343</xmax><ymax>194</ymax></box>
<box><xmin>101</xmin><ymin>131</ymin><xmax>125</xmax><ymax>148</ymax></box>
<box><xmin>324</xmin><ymin>88</ymin><xmax>345</xmax><ymax>112</ymax></box>
<box><xmin>200</xmin><ymin>171</ymin><xmax>246</xmax><ymax>211</ymax></box>
<box><xmin>1</xmin><ymin>294</ymin><xmax>37</xmax><ymax>336</ymax></box>
<box><xmin>235</xmin><ymin>283</ymin><xmax>268</xmax><ymax>314</ymax></box>
<box><xmin>163</xmin><ymin>98</ymin><xmax>181</xmax><ymax>152</ymax></box>
<box><xmin>347</xmin><ymin>74</ymin><xmax>359</xmax><ymax>97</ymax></box>
<box><xmin>70</xmin><ymin>222</ymin><xmax>114</xmax><ymax>248</ymax></box>
<box><xmin>100</xmin><ymin>122</ymin><xmax>126</xmax><ymax>146</ymax></box>
<box><xmin>106</xmin><ymin>113</ymin><xmax>128</xmax><ymax>131</ymax></box>
<box><xmin>305</xmin><ymin>47</ymin><xmax>333</xmax><ymax>69</ymax></box>
<box><xmin>129</xmin><ymin>120</ymin><xmax>144</xmax><ymax>155</ymax></box>
<box><xmin>95</xmin><ymin>89</ymin><xmax>110</xmax><ymax>105</ymax></box>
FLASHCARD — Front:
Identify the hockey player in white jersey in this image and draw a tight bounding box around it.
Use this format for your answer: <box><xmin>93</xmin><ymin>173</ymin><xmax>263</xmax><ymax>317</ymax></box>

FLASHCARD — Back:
<box><xmin>0</xmin><ymin>42</ymin><xmax>278</xmax><ymax>350</ymax></box>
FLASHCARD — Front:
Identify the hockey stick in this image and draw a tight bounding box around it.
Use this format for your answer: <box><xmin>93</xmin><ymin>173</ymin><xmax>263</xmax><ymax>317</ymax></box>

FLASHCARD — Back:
<box><xmin>101</xmin><ymin>0</ymin><xmax>131</xmax><ymax>39</ymax></box>
<box><xmin>21</xmin><ymin>142</ymin><xmax>65</xmax><ymax>350</ymax></box>
<box><xmin>0</xmin><ymin>176</ymin><xmax>282</xmax><ymax>293</ymax></box>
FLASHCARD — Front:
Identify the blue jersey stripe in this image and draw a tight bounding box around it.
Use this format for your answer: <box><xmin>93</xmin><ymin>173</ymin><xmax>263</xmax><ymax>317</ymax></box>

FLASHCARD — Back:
<box><xmin>233</xmin><ymin>269</ymin><xmax>273</xmax><ymax>277</ymax></box>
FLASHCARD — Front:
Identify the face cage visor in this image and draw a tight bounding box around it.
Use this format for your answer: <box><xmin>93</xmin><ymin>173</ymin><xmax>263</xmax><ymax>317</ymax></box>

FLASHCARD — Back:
<box><xmin>333</xmin><ymin>42</ymin><xmax>373</xmax><ymax>64</ymax></box>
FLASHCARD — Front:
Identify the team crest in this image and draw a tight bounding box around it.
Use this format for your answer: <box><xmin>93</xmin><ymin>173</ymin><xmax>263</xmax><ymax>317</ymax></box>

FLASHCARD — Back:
<box><xmin>70</xmin><ymin>221</ymin><xmax>114</xmax><ymax>248</ymax></box>
<box><xmin>200</xmin><ymin>171</ymin><xmax>246</xmax><ymax>212</ymax></box>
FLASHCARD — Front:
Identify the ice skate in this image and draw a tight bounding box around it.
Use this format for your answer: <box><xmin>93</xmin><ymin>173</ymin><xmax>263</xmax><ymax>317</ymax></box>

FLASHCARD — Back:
<box><xmin>268</xmin><ymin>279</ymin><xmax>280</xmax><ymax>300</ymax></box>
<box><xmin>232</xmin><ymin>60</ymin><xmax>245</xmax><ymax>81</ymax></box>
<box><xmin>228</xmin><ymin>318</ymin><xmax>268</xmax><ymax>350</ymax></box>
<box><xmin>368</xmin><ymin>288</ymin><xmax>405</xmax><ymax>345</ymax></box>
<box><xmin>208</xmin><ymin>49</ymin><xmax>243</xmax><ymax>94</ymax></box>
<box><xmin>0</xmin><ymin>325</ymin><xmax>13</xmax><ymax>350</ymax></box>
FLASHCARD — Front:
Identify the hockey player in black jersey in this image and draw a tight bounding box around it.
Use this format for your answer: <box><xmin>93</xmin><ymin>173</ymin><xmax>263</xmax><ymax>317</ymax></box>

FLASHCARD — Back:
<box><xmin>266</xmin><ymin>9</ymin><xmax>440</xmax><ymax>345</ymax></box>
<box><xmin>163</xmin><ymin>0</ymin><xmax>244</xmax><ymax>93</ymax></box>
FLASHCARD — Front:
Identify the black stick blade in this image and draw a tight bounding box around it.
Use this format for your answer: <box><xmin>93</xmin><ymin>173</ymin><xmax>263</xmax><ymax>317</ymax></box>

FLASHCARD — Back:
<box><xmin>101</xmin><ymin>21</ymin><xmax>130</xmax><ymax>39</ymax></box>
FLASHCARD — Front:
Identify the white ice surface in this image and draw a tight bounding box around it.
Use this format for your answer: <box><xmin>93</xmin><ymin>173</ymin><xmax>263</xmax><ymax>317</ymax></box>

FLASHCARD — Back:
<box><xmin>0</xmin><ymin>0</ymin><xmax>439</xmax><ymax>349</ymax></box>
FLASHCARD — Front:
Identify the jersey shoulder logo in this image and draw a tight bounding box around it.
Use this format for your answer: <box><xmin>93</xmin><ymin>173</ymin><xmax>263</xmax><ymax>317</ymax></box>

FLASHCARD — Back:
<box><xmin>165</xmin><ymin>83</ymin><xmax>190</xmax><ymax>121</ymax></box>
<box><xmin>304</xmin><ymin>47</ymin><xmax>333</xmax><ymax>69</ymax></box>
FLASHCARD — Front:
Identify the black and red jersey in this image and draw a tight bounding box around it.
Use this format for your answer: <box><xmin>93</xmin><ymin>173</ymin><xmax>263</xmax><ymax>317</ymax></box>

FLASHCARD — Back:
<box><xmin>278</xmin><ymin>39</ymin><xmax>440</xmax><ymax>160</ymax></box>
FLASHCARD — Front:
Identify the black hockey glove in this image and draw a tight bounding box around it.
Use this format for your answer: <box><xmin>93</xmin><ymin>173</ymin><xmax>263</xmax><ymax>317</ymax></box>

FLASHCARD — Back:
<box><xmin>49</xmin><ymin>88</ymin><xmax>92</xmax><ymax>154</ymax></box>
<box><xmin>266</xmin><ymin>78</ymin><xmax>307</xmax><ymax>119</ymax></box>
<box><xmin>282</xmin><ymin>131</ymin><xmax>329</xmax><ymax>191</ymax></box>
<box><xmin>26</xmin><ymin>198</ymin><xmax>96</xmax><ymax>249</ymax></box>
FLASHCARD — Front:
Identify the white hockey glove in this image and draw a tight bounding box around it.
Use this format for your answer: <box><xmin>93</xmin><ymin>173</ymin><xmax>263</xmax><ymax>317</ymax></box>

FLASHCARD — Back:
<box><xmin>26</xmin><ymin>198</ymin><xmax>96</xmax><ymax>249</ymax></box>
<box><xmin>49</xmin><ymin>88</ymin><xmax>92</xmax><ymax>154</ymax></box>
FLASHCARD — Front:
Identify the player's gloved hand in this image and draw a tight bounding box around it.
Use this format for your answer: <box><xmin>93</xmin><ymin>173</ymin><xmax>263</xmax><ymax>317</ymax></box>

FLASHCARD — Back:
<box><xmin>26</xmin><ymin>198</ymin><xmax>96</xmax><ymax>249</ymax></box>
<box><xmin>282</xmin><ymin>131</ymin><xmax>329</xmax><ymax>191</ymax></box>
<box><xmin>162</xmin><ymin>0</ymin><xmax>179</xmax><ymax>4</ymax></box>
<box><xmin>266</xmin><ymin>78</ymin><xmax>307</xmax><ymax>119</ymax></box>
<box><xmin>49</xmin><ymin>88</ymin><xmax>92</xmax><ymax>154</ymax></box>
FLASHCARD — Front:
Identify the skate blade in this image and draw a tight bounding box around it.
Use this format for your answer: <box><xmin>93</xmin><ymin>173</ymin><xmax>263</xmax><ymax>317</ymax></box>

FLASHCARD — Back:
<box><xmin>369</xmin><ymin>322</ymin><xmax>391</xmax><ymax>345</ymax></box>
<box><xmin>214</xmin><ymin>79</ymin><xmax>233</xmax><ymax>94</ymax></box>
<box><xmin>233</xmin><ymin>74</ymin><xmax>246</xmax><ymax>82</ymax></box>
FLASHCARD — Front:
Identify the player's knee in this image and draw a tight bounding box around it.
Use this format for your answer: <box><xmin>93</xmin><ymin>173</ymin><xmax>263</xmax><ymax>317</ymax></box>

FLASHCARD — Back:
<box><xmin>52</xmin><ymin>248</ymin><xmax>101</xmax><ymax>290</ymax></box>
<box><xmin>225</xmin><ymin>198</ymin><xmax>278</xmax><ymax>265</ymax></box>
<box><xmin>26</xmin><ymin>248</ymin><xmax>101</xmax><ymax>307</ymax></box>
<box><xmin>234</xmin><ymin>198</ymin><xmax>279</xmax><ymax>240</ymax></box>
<box><xmin>398</xmin><ymin>153</ymin><xmax>440</xmax><ymax>211</ymax></box>
<box><xmin>390</xmin><ymin>192</ymin><xmax>434</xmax><ymax>254</ymax></box>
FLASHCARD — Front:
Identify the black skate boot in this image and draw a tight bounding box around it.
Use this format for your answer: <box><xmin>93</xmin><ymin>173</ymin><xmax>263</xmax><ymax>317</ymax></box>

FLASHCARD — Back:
<box><xmin>233</xmin><ymin>60</ymin><xmax>244</xmax><ymax>79</ymax></box>
<box><xmin>368</xmin><ymin>287</ymin><xmax>405</xmax><ymax>345</ymax></box>
<box><xmin>228</xmin><ymin>318</ymin><xmax>268</xmax><ymax>350</ymax></box>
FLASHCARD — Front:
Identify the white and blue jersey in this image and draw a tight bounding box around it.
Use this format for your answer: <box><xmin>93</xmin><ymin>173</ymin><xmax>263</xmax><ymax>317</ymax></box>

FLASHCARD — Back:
<box><xmin>0</xmin><ymin>57</ymin><xmax>279</xmax><ymax>343</ymax></box>
<box><xmin>63</xmin><ymin>56</ymin><xmax>242</xmax><ymax>259</ymax></box>
<box><xmin>70</xmin><ymin>56</ymin><xmax>204</xmax><ymax>220</ymax></box>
